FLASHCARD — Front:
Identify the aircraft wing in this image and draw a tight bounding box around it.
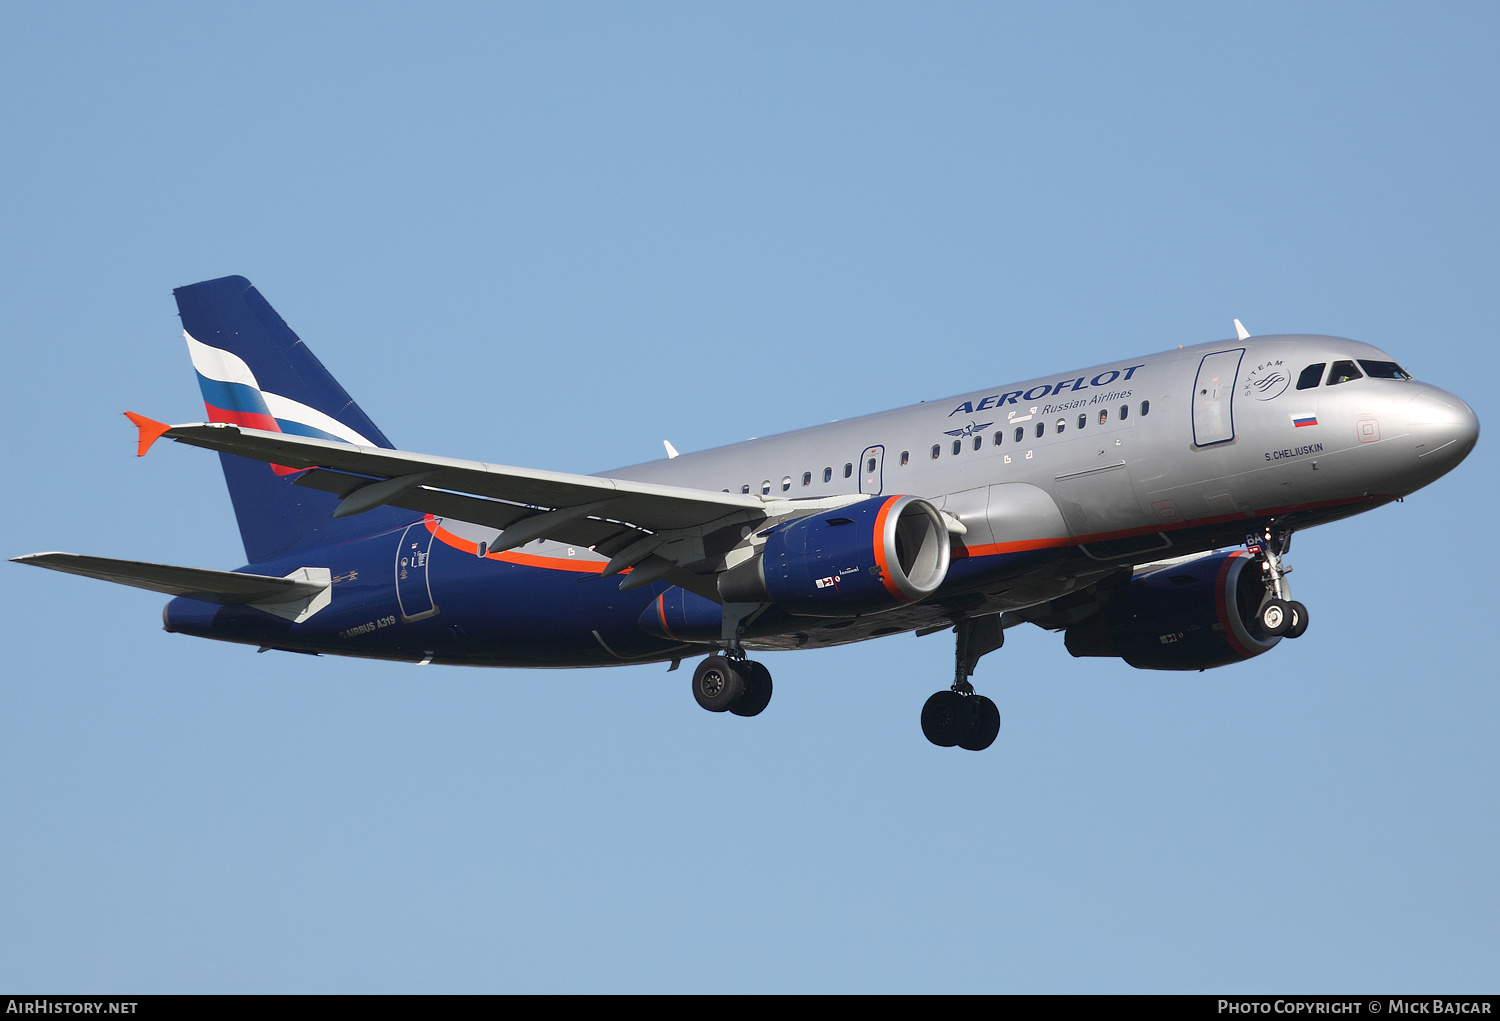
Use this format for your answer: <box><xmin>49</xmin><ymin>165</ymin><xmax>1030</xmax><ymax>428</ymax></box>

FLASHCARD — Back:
<box><xmin>148</xmin><ymin>420</ymin><xmax>768</xmax><ymax>562</ymax></box>
<box><xmin>13</xmin><ymin>552</ymin><xmax>325</xmax><ymax>604</ymax></box>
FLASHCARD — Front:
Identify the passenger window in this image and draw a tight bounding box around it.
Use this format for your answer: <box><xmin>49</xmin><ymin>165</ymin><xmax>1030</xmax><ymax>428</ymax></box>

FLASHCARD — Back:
<box><xmin>952</xmin><ymin>439</ymin><xmax>962</xmax><ymax>455</ymax></box>
<box><xmin>1035</xmin><ymin>422</ymin><xmax>1045</xmax><ymax>439</ymax></box>
<box><xmin>843</xmin><ymin>462</ymin><xmax>853</xmax><ymax>478</ymax></box>
<box><xmin>973</xmin><ymin>435</ymin><xmax>982</xmax><ymax>451</ymax></box>
<box><xmin>1359</xmin><ymin>359</ymin><xmax>1413</xmax><ymax>380</ymax></box>
<box><xmin>741</xmin><ymin>484</ymin><xmax>750</xmax><ymax>494</ymax></box>
<box><xmin>761</xmin><ymin>480</ymin><xmax>771</xmax><ymax>495</ymax></box>
<box><xmin>1140</xmin><ymin>400</ymin><xmax>1149</xmax><ymax>416</ymax></box>
<box><xmin>994</xmin><ymin>431</ymin><xmax>1003</xmax><ymax>446</ymax></box>
<box><xmin>1055</xmin><ymin>418</ymin><xmax>1066</xmax><ymax>434</ymax></box>
<box><xmin>823</xmin><ymin>467</ymin><xmax>832</xmax><ymax>483</ymax></box>
<box><xmin>931</xmin><ymin>444</ymin><xmax>941</xmax><ymax>459</ymax></box>
<box><xmin>867</xmin><ymin>457</ymin><xmax>877</xmax><ymax>473</ymax></box>
<box><xmin>1098</xmin><ymin>410</ymin><xmax>1108</xmax><ymax>425</ymax></box>
<box><xmin>1296</xmin><ymin>363</ymin><xmax>1325</xmax><ymax>390</ymax></box>
<box><xmin>1078</xmin><ymin>414</ymin><xmax>1087</xmax><ymax>429</ymax></box>
<box><xmin>1014</xmin><ymin>427</ymin><xmax>1024</xmax><ymax>442</ymax></box>
<box><xmin>1327</xmin><ymin>360</ymin><xmax>1363</xmax><ymax>385</ymax></box>
<box><xmin>1119</xmin><ymin>404</ymin><xmax>1129</xmax><ymax>421</ymax></box>
<box><xmin>802</xmin><ymin>471</ymin><xmax>811</xmax><ymax>487</ymax></box>
<box><xmin>900</xmin><ymin>450</ymin><xmax>909</xmax><ymax>466</ymax></box>
<box><xmin>781</xmin><ymin>476</ymin><xmax>792</xmax><ymax>492</ymax></box>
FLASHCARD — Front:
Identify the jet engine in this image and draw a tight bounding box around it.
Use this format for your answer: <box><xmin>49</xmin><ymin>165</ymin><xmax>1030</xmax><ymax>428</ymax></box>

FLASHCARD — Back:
<box><xmin>717</xmin><ymin>495</ymin><xmax>951</xmax><ymax>616</ymax></box>
<box><xmin>1064</xmin><ymin>550</ymin><xmax>1279</xmax><ymax>670</ymax></box>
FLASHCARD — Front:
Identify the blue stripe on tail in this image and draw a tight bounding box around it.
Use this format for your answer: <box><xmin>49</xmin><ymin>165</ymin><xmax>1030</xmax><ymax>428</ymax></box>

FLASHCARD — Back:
<box><xmin>174</xmin><ymin>275</ymin><xmax>406</xmax><ymax>563</ymax></box>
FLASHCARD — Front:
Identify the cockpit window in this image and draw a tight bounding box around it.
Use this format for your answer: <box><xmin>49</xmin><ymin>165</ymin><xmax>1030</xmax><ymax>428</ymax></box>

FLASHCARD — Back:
<box><xmin>1296</xmin><ymin>363</ymin><xmax>1325</xmax><ymax>390</ymax></box>
<box><xmin>1358</xmin><ymin>359</ymin><xmax>1413</xmax><ymax>380</ymax></box>
<box><xmin>1326</xmin><ymin>360</ymin><xmax>1363</xmax><ymax>386</ymax></box>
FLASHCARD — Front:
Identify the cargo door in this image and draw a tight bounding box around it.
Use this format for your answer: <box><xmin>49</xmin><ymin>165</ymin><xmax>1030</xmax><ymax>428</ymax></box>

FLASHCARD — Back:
<box><xmin>1192</xmin><ymin>349</ymin><xmax>1244</xmax><ymax>447</ymax></box>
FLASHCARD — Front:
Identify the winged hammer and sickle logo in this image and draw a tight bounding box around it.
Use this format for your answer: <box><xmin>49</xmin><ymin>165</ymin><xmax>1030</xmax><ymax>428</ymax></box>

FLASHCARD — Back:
<box><xmin>943</xmin><ymin>420</ymin><xmax>994</xmax><ymax>438</ymax></box>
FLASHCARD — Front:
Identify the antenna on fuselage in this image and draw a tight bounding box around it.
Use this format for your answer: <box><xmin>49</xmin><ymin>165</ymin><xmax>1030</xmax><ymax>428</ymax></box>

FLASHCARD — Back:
<box><xmin>663</xmin><ymin>440</ymin><xmax>680</xmax><ymax>459</ymax></box>
<box><xmin>1234</xmin><ymin>319</ymin><xmax>1251</xmax><ymax>341</ymax></box>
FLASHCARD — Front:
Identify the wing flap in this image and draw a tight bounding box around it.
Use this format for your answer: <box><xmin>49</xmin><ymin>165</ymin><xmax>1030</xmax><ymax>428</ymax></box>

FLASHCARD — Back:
<box><xmin>291</xmin><ymin>468</ymin><xmax>651</xmax><ymax>551</ymax></box>
<box><xmin>162</xmin><ymin>422</ymin><xmax>764</xmax><ymax>532</ymax></box>
<box><xmin>13</xmin><ymin>552</ymin><xmax>323</xmax><ymax>605</ymax></box>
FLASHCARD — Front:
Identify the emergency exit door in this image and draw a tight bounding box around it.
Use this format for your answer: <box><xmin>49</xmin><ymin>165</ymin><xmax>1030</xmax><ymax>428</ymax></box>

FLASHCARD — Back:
<box><xmin>1192</xmin><ymin>349</ymin><xmax>1244</xmax><ymax>447</ymax></box>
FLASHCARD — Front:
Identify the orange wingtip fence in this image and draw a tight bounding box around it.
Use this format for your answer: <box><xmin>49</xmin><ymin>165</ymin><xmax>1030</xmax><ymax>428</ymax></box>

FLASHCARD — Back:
<box><xmin>124</xmin><ymin>412</ymin><xmax>171</xmax><ymax>457</ymax></box>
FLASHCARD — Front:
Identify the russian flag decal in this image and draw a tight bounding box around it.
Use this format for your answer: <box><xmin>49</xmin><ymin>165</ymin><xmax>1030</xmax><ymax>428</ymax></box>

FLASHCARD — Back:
<box><xmin>1291</xmin><ymin>414</ymin><xmax>1318</xmax><ymax>428</ymax></box>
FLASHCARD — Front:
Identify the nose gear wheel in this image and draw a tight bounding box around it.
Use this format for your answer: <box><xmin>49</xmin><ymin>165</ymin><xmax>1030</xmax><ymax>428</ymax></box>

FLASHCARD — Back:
<box><xmin>1247</xmin><ymin>525</ymin><xmax>1310</xmax><ymax>640</ymax></box>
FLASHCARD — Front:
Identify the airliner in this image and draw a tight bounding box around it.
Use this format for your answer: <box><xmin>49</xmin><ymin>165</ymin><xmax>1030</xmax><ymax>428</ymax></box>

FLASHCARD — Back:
<box><xmin>14</xmin><ymin>276</ymin><xmax>1479</xmax><ymax>750</ymax></box>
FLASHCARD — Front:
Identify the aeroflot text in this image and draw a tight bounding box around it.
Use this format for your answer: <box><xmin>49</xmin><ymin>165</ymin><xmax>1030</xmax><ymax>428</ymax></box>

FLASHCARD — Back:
<box><xmin>949</xmin><ymin>365</ymin><xmax>1146</xmax><ymax>416</ymax></box>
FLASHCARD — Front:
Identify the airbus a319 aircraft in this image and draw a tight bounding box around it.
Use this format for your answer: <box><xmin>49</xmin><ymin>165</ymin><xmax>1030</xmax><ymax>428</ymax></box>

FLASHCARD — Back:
<box><xmin>16</xmin><ymin>277</ymin><xmax>1479</xmax><ymax>750</ymax></box>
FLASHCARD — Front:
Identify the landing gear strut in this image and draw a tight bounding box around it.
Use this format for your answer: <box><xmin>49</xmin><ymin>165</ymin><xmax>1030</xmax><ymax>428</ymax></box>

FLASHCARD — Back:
<box><xmin>921</xmin><ymin>615</ymin><xmax>1004</xmax><ymax>751</ymax></box>
<box><xmin>691</xmin><ymin>601</ymin><xmax>774</xmax><ymax>717</ymax></box>
<box><xmin>1247</xmin><ymin>526</ymin><xmax>1309</xmax><ymax>639</ymax></box>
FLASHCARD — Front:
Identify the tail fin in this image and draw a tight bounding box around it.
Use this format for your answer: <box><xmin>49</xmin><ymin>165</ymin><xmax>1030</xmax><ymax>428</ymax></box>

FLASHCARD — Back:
<box><xmin>174</xmin><ymin>275</ymin><xmax>403</xmax><ymax>563</ymax></box>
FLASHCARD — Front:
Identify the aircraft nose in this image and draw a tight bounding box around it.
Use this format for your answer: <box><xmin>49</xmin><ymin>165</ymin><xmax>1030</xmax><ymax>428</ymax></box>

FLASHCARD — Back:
<box><xmin>1409</xmin><ymin>387</ymin><xmax>1480</xmax><ymax>473</ymax></box>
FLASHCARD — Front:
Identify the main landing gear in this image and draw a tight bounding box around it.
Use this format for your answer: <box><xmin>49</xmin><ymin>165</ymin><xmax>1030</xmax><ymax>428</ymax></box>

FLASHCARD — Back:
<box><xmin>691</xmin><ymin>654</ymin><xmax>773</xmax><ymax>717</ymax></box>
<box><xmin>692</xmin><ymin>602</ymin><xmax>774</xmax><ymax>718</ymax></box>
<box><xmin>1248</xmin><ymin>526</ymin><xmax>1310</xmax><ymax>640</ymax></box>
<box><xmin>921</xmin><ymin>615</ymin><xmax>1004</xmax><ymax>751</ymax></box>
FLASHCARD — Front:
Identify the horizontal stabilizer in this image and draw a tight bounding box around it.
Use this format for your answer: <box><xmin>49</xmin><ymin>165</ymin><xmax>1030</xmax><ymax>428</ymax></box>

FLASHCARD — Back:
<box><xmin>12</xmin><ymin>552</ymin><xmax>325</xmax><ymax>605</ymax></box>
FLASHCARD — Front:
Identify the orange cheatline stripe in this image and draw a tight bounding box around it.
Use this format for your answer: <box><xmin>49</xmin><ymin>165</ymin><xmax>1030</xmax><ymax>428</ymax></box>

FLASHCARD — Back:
<box><xmin>958</xmin><ymin>494</ymin><xmax>1389</xmax><ymax>562</ymax></box>
<box><xmin>123</xmin><ymin>411</ymin><xmax>171</xmax><ymax>457</ymax></box>
<box><xmin>423</xmin><ymin>515</ymin><xmax>614</xmax><ymax>574</ymax></box>
<box><xmin>958</xmin><ymin>536</ymin><xmax>1073</xmax><ymax>558</ymax></box>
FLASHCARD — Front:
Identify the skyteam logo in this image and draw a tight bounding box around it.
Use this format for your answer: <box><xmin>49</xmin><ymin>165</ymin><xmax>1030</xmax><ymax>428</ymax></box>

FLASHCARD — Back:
<box><xmin>1242</xmin><ymin>359</ymin><xmax>1291</xmax><ymax>401</ymax></box>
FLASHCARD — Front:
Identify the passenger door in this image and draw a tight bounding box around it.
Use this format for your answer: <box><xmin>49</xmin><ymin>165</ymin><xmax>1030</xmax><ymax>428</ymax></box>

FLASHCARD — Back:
<box><xmin>859</xmin><ymin>445</ymin><xmax>884</xmax><ymax>495</ymax></box>
<box><xmin>1192</xmin><ymin>349</ymin><xmax>1245</xmax><ymax>447</ymax></box>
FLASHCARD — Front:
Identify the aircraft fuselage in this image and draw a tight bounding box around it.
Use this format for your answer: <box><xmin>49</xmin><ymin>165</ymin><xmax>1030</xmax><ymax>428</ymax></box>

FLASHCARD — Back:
<box><xmin>162</xmin><ymin>333</ymin><xmax>1477</xmax><ymax>668</ymax></box>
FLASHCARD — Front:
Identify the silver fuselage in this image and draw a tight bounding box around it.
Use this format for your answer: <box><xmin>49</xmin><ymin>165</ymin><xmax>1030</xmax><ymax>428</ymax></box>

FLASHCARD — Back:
<box><xmin>591</xmin><ymin>334</ymin><xmax>1476</xmax><ymax>647</ymax></box>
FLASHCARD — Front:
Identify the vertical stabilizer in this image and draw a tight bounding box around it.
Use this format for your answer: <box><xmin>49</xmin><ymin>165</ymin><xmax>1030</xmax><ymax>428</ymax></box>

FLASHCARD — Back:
<box><xmin>173</xmin><ymin>275</ymin><xmax>403</xmax><ymax>563</ymax></box>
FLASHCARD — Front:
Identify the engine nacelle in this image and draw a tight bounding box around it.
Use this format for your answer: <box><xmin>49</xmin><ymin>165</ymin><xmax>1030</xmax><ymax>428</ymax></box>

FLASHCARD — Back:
<box><xmin>718</xmin><ymin>495</ymin><xmax>951</xmax><ymax>616</ymax></box>
<box><xmin>1064</xmin><ymin>550</ymin><xmax>1279</xmax><ymax>670</ymax></box>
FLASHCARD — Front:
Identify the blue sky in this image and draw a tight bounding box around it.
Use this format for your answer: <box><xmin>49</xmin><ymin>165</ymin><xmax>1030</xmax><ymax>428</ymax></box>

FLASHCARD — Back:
<box><xmin>1</xmin><ymin>2</ymin><xmax>1495</xmax><ymax>992</ymax></box>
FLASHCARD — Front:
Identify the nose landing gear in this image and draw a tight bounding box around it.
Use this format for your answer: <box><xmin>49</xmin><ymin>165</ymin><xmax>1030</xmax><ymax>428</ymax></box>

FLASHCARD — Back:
<box><xmin>1248</xmin><ymin>526</ymin><xmax>1310</xmax><ymax>640</ymax></box>
<box><xmin>920</xmin><ymin>615</ymin><xmax>1004</xmax><ymax>751</ymax></box>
